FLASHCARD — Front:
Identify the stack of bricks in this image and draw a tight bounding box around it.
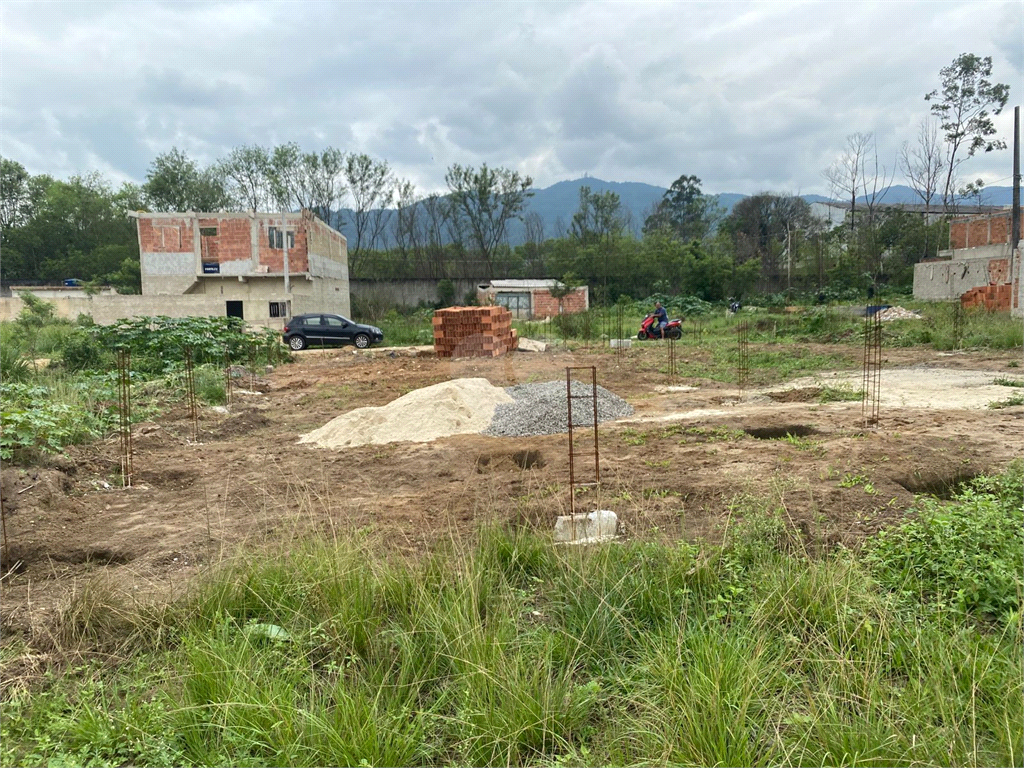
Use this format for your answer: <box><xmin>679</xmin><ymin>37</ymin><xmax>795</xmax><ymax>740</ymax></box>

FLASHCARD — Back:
<box><xmin>432</xmin><ymin>306</ymin><xmax>519</xmax><ymax>358</ymax></box>
<box><xmin>960</xmin><ymin>284</ymin><xmax>1013</xmax><ymax>311</ymax></box>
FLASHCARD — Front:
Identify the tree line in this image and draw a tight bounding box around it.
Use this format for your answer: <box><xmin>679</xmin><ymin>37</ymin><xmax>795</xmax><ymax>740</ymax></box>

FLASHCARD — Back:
<box><xmin>0</xmin><ymin>53</ymin><xmax>1008</xmax><ymax>302</ymax></box>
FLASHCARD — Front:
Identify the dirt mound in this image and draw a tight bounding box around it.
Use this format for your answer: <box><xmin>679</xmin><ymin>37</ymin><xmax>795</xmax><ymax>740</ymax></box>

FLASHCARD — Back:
<box><xmin>299</xmin><ymin>378</ymin><xmax>514</xmax><ymax>449</ymax></box>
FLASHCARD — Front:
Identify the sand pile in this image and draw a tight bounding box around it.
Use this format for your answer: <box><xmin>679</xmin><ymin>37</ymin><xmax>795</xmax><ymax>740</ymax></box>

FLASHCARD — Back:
<box><xmin>298</xmin><ymin>378</ymin><xmax>513</xmax><ymax>449</ymax></box>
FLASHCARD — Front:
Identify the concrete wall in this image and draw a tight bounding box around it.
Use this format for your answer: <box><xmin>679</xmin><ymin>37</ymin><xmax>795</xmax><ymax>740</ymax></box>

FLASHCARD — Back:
<box><xmin>349</xmin><ymin>278</ymin><xmax>487</xmax><ymax>308</ymax></box>
<box><xmin>913</xmin><ymin>256</ymin><xmax>1010</xmax><ymax>301</ymax></box>
<box><xmin>0</xmin><ymin>294</ymin><xmax>227</xmax><ymax>325</ymax></box>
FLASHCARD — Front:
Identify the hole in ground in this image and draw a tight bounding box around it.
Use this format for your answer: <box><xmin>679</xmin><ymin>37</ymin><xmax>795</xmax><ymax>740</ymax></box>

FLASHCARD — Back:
<box><xmin>744</xmin><ymin>425</ymin><xmax>816</xmax><ymax>440</ymax></box>
<box><xmin>476</xmin><ymin>449</ymin><xmax>545</xmax><ymax>472</ymax></box>
<box><xmin>895</xmin><ymin>469</ymin><xmax>979</xmax><ymax>499</ymax></box>
<box><xmin>54</xmin><ymin>548</ymin><xmax>135</xmax><ymax>566</ymax></box>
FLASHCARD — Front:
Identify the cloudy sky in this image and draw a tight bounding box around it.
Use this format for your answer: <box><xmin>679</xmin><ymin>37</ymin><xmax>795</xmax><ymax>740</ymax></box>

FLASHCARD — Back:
<box><xmin>1</xmin><ymin>0</ymin><xmax>1021</xmax><ymax>196</ymax></box>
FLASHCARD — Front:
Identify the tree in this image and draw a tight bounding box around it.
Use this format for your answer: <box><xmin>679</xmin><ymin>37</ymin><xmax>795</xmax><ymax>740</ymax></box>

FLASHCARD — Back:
<box><xmin>726</xmin><ymin>193</ymin><xmax>814</xmax><ymax>293</ymax></box>
<box><xmin>143</xmin><ymin>148</ymin><xmax>231</xmax><ymax>212</ymax></box>
<box><xmin>1</xmin><ymin>157</ymin><xmax>31</xmax><ymax>230</ymax></box>
<box><xmin>391</xmin><ymin>178</ymin><xmax>419</xmax><ymax>259</ymax></box>
<box><xmin>570</xmin><ymin>186</ymin><xmax>625</xmax><ymax>246</ymax></box>
<box><xmin>219</xmin><ymin>145</ymin><xmax>274</xmax><ymax>211</ymax></box>
<box><xmin>642</xmin><ymin>174</ymin><xmax>722</xmax><ymax>242</ymax></box>
<box><xmin>926</xmin><ymin>53</ymin><xmax>1011</xmax><ymax>209</ymax></box>
<box><xmin>653</xmin><ymin>178</ymin><xmax>709</xmax><ymax>238</ymax></box>
<box><xmin>267</xmin><ymin>143</ymin><xmax>346</xmax><ymax>222</ymax></box>
<box><xmin>306</xmin><ymin>148</ymin><xmax>347</xmax><ymax>227</ymax></box>
<box><xmin>444</xmin><ymin>163</ymin><xmax>533</xmax><ymax>278</ymax></box>
<box><xmin>899</xmin><ymin>119</ymin><xmax>945</xmax><ymax>209</ymax></box>
<box><xmin>345</xmin><ymin>153</ymin><xmax>394</xmax><ymax>268</ymax></box>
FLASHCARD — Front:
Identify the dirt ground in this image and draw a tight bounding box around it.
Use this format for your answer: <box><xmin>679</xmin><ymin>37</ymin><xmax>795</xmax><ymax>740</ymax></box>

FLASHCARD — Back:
<box><xmin>2</xmin><ymin>341</ymin><xmax>1022</xmax><ymax>642</ymax></box>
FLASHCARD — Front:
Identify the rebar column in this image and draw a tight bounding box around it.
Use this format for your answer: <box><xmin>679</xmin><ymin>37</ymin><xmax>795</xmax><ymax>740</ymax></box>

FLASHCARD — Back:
<box><xmin>566</xmin><ymin>366</ymin><xmax>601</xmax><ymax>518</ymax></box>
<box><xmin>861</xmin><ymin>311</ymin><xmax>882</xmax><ymax>427</ymax></box>
<box><xmin>737</xmin><ymin>321</ymin><xmax>750</xmax><ymax>393</ymax></box>
<box><xmin>116</xmin><ymin>347</ymin><xmax>133</xmax><ymax>488</ymax></box>
<box><xmin>184</xmin><ymin>346</ymin><xmax>199</xmax><ymax>442</ymax></box>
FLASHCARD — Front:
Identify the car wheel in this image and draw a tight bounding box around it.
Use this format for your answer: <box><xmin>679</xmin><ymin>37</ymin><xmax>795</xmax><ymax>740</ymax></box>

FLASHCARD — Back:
<box><xmin>354</xmin><ymin>333</ymin><xmax>370</xmax><ymax>349</ymax></box>
<box><xmin>288</xmin><ymin>335</ymin><xmax>307</xmax><ymax>351</ymax></box>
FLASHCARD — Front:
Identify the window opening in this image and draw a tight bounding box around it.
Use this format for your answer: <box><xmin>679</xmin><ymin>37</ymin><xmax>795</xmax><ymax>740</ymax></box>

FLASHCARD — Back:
<box><xmin>268</xmin><ymin>227</ymin><xmax>295</xmax><ymax>249</ymax></box>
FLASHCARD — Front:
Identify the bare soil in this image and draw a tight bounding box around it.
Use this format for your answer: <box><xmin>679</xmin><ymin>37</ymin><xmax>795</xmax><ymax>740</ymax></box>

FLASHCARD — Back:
<box><xmin>2</xmin><ymin>342</ymin><xmax>1022</xmax><ymax>642</ymax></box>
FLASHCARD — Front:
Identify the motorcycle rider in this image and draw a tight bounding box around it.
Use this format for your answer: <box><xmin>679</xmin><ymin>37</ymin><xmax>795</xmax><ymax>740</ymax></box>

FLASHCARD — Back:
<box><xmin>653</xmin><ymin>301</ymin><xmax>669</xmax><ymax>339</ymax></box>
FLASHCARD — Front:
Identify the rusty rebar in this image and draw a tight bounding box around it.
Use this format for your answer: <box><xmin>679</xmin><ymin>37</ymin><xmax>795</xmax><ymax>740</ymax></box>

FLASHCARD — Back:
<box><xmin>861</xmin><ymin>310</ymin><xmax>882</xmax><ymax>427</ymax></box>
<box><xmin>668</xmin><ymin>337</ymin><xmax>678</xmax><ymax>380</ymax></box>
<box><xmin>566</xmin><ymin>366</ymin><xmax>601</xmax><ymax>519</ymax></box>
<box><xmin>184</xmin><ymin>346</ymin><xmax>199</xmax><ymax>442</ymax></box>
<box><xmin>223</xmin><ymin>346</ymin><xmax>232</xmax><ymax>406</ymax></box>
<box><xmin>737</xmin><ymin>321</ymin><xmax>750</xmax><ymax>393</ymax></box>
<box><xmin>952</xmin><ymin>300</ymin><xmax>965</xmax><ymax>350</ymax></box>
<box><xmin>116</xmin><ymin>347</ymin><xmax>133</xmax><ymax>488</ymax></box>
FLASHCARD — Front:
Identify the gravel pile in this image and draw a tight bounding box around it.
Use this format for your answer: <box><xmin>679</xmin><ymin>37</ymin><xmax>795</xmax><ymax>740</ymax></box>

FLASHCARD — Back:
<box><xmin>485</xmin><ymin>380</ymin><xmax>633</xmax><ymax>437</ymax></box>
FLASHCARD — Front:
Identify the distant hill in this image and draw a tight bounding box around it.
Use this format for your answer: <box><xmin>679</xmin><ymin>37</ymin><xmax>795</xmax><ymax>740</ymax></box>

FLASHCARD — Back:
<box><xmin>330</xmin><ymin>178</ymin><xmax>1017</xmax><ymax>248</ymax></box>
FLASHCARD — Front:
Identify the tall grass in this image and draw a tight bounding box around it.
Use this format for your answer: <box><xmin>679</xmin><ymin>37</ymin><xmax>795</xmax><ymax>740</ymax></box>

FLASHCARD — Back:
<box><xmin>3</xmin><ymin>464</ymin><xmax>1021</xmax><ymax>767</ymax></box>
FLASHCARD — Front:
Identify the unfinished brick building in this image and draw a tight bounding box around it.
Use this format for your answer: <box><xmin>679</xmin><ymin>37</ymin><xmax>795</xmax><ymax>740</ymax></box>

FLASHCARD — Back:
<box><xmin>477</xmin><ymin>280</ymin><xmax>589</xmax><ymax>320</ymax></box>
<box><xmin>913</xmin><ymin>207</ymin><xmax>1022</xmax><ymax>313</ymax></box>
<box><xmin>132</xmin><ymin>210</ymin><xmax>349</xmax><ymax>327</ymax></box>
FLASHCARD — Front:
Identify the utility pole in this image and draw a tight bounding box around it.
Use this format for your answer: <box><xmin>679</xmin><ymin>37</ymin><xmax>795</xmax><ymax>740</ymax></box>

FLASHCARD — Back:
<box><xmin>1012</xmin><ymin>105</ymin><xmax>1020</xmax><ymax>254</ymax></box>
<box><xmin>282</xmin><ymin>211</ymin><xmax>290</xmax><ymax>296</ymax></box>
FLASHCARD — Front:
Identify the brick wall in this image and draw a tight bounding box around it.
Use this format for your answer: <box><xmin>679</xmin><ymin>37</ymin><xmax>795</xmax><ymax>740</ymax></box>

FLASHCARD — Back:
<box><xmin>199</xmin><ymin>217</ymin><xmax>251</xmax><ymax>264</ymax></box>
<box><xmin>949</xmin><ymin>208</ymin><xmax>1022</xmax><ymax>249</ymax></box>
<box><xmin>959</xmin><ymin>257</ymin><xmax>1013</xmax><ymax>311</ymax></box>
<box><xmin>530</xmin><ymin>287</ymin><xmax>589</xmax><ymax>318</ymax></box>
<box><xmin>258</xmin><ymin>219</ymin><xmax>309</xmax><ymax>273</ymax></box>
<box><xmin>138</xmin><ymin>217</ymin><xmax>193</xmax><ymax>252</ymax></box>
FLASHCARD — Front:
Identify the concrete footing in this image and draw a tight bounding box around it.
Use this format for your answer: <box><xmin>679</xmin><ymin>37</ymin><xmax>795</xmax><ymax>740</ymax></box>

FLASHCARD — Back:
<box><xmin>554</xmin><ymin>509</ymin><xmax>618</xmax><ymax>544</ymax></box>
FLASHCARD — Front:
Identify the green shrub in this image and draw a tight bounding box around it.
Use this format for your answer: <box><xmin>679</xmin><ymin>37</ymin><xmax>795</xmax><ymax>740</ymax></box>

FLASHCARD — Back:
<box><xmin>0</xmin><ymin>383</ymin><xmax>103</xmax><ymax>460</ymax></box>
<box><xmin>865</xmin><ymin>462</ymin><xmax>1024</xmax><ymax>623</ymax></box>
<box><xmin>0</xmin><ymin>344</ymin><xmax>32</xmax><ymax>383</ymax></box>
<box><xmin>60</xmin><ymin>328</ymin><xmax>110</xmax><ymax>372</ymax></box>
<box><xmin>94</xmin><ymin>316</ymin><xmax>288</xmax><ymax>373</ymax></box>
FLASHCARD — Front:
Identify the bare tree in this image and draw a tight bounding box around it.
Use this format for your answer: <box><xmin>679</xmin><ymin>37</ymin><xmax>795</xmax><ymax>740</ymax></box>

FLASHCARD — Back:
<box><xmin>899</xmin><ymin>119</ymin><xmax>945</xmax><ymax>209</ymax></box>
<box><xmin>856</xmin><ymin>136</ymin><xmax>895</xmax><ymax>231</ymax></box>
<box><xmin>822</xmin><ymin>132</ymin><xmax>893</xmax><ymax>231</ymax></box>
<box><xmin>822</xmin><ymin>132</ymin><xmax>870</xmax><ymax>231</ymax></box>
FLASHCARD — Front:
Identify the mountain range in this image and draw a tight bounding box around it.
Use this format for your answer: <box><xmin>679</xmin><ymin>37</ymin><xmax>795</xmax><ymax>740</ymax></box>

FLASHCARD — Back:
<box><xmin>331</xmin><ymin>178</ymin><xmax>1016</xmax><ymax>248</ymax></box>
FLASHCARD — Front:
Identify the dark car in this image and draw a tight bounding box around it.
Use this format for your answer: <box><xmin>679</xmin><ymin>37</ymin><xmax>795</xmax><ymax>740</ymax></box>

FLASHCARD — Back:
<box><xmin>282</xmin><ymin>313</ymin><xmax>384</xmax><ymax>351</ymax></box>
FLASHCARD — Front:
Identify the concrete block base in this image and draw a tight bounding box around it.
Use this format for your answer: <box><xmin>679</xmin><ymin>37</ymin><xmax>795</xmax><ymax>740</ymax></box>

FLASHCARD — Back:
<box><xmin>554</xmin><ymin>509</ymin><xmax>618</xmax><ymax>544</ymax></box>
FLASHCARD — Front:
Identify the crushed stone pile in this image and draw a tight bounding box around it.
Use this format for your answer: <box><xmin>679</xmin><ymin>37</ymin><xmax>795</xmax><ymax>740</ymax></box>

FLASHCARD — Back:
<box><xmin>485</xmin><ymin>381</ymin><xmax>634</xmax><ymax>437</ymax></box>
<box><xmin>876</xmin><ymin>306</ymin><xmax>922</xmax><ymax>321</ymax></box>
<box><xmin>298</xmin><ymin>378</ymin><xmax>513</xmax><ymax>449</ymax></box>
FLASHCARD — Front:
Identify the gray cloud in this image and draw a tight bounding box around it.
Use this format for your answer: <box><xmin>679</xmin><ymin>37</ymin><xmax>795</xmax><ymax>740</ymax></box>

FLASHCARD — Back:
<box><xmin>1</xmin><ymin>0</ymin><xmax>1020</xmax><ymax>197</ymax></box>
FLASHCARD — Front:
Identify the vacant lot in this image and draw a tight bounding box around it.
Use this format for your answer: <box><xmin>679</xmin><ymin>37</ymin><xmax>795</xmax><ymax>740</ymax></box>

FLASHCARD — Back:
<box><xmin>3</xmin><ymin>340</ymin><xmax>1021</xmax><ymax>632</ymax></box>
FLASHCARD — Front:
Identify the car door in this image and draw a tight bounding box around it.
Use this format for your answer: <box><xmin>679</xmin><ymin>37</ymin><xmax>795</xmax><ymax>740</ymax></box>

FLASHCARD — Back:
<box><xmin>301</xmin><ymin>316</ymin><xmax>325</xmax><ymax>344</ymax></box>
<box><xmin>320</xmin><ymin>315</ymin><xmax>348</xmax><ymax>345</ymax></box>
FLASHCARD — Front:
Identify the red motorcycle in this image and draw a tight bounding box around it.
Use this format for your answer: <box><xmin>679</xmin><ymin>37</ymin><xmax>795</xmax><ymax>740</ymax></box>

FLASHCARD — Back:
<box><xmin>637</xmin><ymin>313</ymin><xmax>683</xmax><ymax>340</ymax></box>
